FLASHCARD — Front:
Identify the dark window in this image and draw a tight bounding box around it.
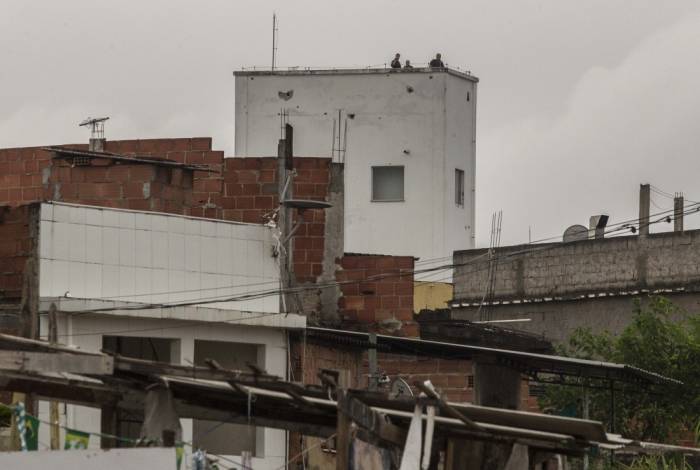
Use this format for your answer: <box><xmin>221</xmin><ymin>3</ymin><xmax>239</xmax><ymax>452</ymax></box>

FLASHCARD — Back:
<box><xmin>455</xmin><ymin>169</ymin><xmax>465</xmax><ymax>207</ymax></box>
<box><xmin>372</xmin><ymin>166</ymin><xmax>404</xmax><ymax>202</ymax></box>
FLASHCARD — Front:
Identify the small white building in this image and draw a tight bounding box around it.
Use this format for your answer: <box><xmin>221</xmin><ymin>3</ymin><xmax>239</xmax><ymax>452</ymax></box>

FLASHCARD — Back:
<box><xmin>35</xmin><ymin>202</ymin><xmax>304</xmax><ymax>470</ymax></box>
<box><xmin>234</xmin><ymin>68</ymin><xmax>478</xmax><ymax>269</ymax></box>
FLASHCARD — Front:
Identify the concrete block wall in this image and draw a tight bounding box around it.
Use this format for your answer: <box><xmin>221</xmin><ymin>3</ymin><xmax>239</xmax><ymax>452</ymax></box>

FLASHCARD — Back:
<box><xmin>335</xmin><ymin>254</ymin><xmax>417</xmax><ymax>336</ymax></box>
<box><xmin>454</xmin><ymin>230</ymin><xmax>700</xmax><ymax>302</ymax></box>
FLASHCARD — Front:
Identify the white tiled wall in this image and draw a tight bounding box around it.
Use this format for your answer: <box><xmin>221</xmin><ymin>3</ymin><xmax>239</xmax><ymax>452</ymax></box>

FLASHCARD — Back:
<box><xmin>39</xmin><ymin>203</ymin><xmax>280</xmax><ymax>313</ymax></box>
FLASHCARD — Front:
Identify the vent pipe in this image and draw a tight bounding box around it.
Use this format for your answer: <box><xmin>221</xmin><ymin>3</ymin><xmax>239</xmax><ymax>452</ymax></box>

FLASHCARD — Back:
<box><xmin>589</xmin><ymin>215</ymin><xmax>609</xmax><ymax>240</ymax></box>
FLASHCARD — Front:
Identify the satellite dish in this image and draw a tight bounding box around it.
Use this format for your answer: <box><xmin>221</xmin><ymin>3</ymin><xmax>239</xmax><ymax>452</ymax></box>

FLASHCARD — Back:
<box><xmin>389</xmin><ymin>378</ymin><xmax>414</xmax><ymax>399</ymax></box>
<box><xmin>563</xmin><ymin>224</ymin><xmax>588</xmax><ymax>243</ymax></box>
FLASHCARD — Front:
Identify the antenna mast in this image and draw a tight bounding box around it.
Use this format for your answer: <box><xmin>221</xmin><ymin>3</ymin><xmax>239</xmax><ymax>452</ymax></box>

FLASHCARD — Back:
<box><xmin>271</xmin><ymin>13</ymin><xmax>278</xmax><ymax>71</ymax></box>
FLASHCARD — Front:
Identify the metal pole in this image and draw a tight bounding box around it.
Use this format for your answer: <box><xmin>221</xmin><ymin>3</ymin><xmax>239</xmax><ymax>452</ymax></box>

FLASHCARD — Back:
<box><xmin>271</xmin><ymin>13</ymin><xmax>277</xmax><ymax>71</ymax></box>
<box><xmin>583</xmin><ymin>385</ymin><xmax>590</xmax><ymax>470</ymax></box>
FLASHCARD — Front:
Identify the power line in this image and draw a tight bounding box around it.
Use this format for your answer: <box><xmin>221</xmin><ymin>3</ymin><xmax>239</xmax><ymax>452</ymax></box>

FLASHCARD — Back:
<box><xmin>51</xmin><ymin>201</ymin><xmax>700</xmax><ymax>319</ymax></box>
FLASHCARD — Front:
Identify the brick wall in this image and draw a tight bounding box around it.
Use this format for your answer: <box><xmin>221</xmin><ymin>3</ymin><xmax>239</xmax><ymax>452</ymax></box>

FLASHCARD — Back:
<box><xmin>290</xmin><ymin>339</ymin><xmax>537</xmax><ymax>409</ymax></box>
<box><xmin>1</xmin><ymin>138</ymin><xmax>334</xmax><ymax>286</ymax></box>
<box><xmin>49</xmin><ymin>159</ymin><xmax>194</xmax><ymax>214</ymax></box>
<box><xmin>0</xmin><ymin>205</ymin><xmax>37</xmax><ymax>301</ymax></box>
<box><xmin>336</xmin><ymin>254</ymin><xmax>417</xmax><ymax>336</ymax></box>
<box><xmin>454</xmin><ymin>230</ymin><xmax>700</xmax><ymax>302</ymax></box>
<box><xmin>0</xmin><ymin>138</ymin><xmax>214</xmax><ymax>212</ymax></box>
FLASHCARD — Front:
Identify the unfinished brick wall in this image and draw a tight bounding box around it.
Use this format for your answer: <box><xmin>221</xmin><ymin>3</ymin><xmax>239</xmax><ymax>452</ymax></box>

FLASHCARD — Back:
<box><xmin>336</xmin><ymin>254</ymin><xmax>418</xmax><ymax>336</ymax></box>
<box><xmin>291</xmin><ymin>340</ymin><xmax>537</xmax><ymax>410</ymax></box>
<box><xmin>0</xmin><ymin>138</ymin><xmax>217</xmax><ymax>213</ymax></box>
<box><xmin>220</xmin><ymin>157</ymin><xmax>279</xmax><ymax>223</ymax></box>
<box><xmin>0</xmin><ymin>205</ymin><xmax>37</xmax><ymax>302</ymax></box>
<box><xmin>219</xmin><ymin>157</ymin><xmax>331</xmax><ymax>283</ymax></box>
<box><xmin>48</xmin><ymin>159</ymin><xmax>193</xmax><ymax>214</ymax></box>
<box><xmin>1</xmin><ymin>138</ymin><xmax>334</xmax><ymax>286</ymax></box>
<box><xmin>0</xmin><ymin>147</ymin><xmax>53</xmax><ymax>206</ymax></box>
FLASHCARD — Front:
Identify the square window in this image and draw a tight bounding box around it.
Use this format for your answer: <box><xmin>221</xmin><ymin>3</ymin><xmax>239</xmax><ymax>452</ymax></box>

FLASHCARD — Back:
<box><xmin>455</xmin><ymin>169</ymin><xmax>465</xmax><ymax>207</ymax></box>
<box><xmin>372</xmin><ymin>166</ymin><xmax>404</xmax><ymax>202</ymax></box>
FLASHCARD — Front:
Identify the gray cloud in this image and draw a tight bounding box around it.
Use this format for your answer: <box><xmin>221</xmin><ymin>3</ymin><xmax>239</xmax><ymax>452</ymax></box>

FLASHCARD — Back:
<box><xmin>2</xmin><ymin>0</ymin><xmax>700</xmax><ymax>246</ymax></box>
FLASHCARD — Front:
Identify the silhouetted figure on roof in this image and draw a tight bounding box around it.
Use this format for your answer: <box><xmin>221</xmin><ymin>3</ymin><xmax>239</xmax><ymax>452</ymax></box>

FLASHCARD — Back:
<box><xmin>391</xmin><ymin>53</ymin><xmax>402</xmax><ymax>69</ymax></box>
<box><xmin>429</xmin><ymin>53</ymin><xmax>445</xmax><ymax>68</ymax></box>
<box><xmin>404</xmin><ymin>60</ymin><xmax>414</xmax><ymax>69</ymax></box>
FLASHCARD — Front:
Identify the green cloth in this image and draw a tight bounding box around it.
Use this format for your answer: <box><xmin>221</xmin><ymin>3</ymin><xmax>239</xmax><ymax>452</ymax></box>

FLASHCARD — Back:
<box><xmin>175</xmin><ymin>445</ymin><xmax>184</xmax><ymax>470</ymax></box>
<box><xmin>64</xmin><ymin>428</ymin><xmax>90</xmax><ymax>450</ymax></box>
<box><xmin>24</xmin><ymin>415</ymin><xmax>39</xmax><ymax>451</ymax></box>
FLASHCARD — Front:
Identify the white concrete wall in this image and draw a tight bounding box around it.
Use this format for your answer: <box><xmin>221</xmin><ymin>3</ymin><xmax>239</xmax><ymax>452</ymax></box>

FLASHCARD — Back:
<box><xmin>38</xmin><ymin>313</ymin><xmax>289</xmax><ymax>470</ymax></box>
<box><xmin>235</xmin><ymin>69</ymin><xmax>477</xmax><ymax>269</ymax></box>
<box><xmin>38</xmin><ymin>202</ymin><xmax>280</xmax><ymax>313</ymax></box>
<box><xmin>0</xmin><ymin>448</ymin><xmax>176</xmax><ymax>469</ymax></box>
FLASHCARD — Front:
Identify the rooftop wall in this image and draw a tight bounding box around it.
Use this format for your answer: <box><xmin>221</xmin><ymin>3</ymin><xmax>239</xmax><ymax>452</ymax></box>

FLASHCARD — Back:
<box><xmin>453</xmin><ymin>230</ymin><xmax>700</xmax><ymax>302</ymax></box>
<box><xmin>38</xmin><ymin>202</ymin><xmax>280</xmax><ymax>313</ymax></box>
<box><xmin>0</xmin><ymin>139</ymin><xmax>334</xmax><ymax>285</ymax></box>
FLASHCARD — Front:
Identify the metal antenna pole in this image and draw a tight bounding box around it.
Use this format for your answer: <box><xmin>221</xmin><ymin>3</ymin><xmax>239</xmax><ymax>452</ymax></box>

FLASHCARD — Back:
<box><xmin>271</xmin><ymin>13</ymin><xmax>277</xmax><ymax>71</ymax></box>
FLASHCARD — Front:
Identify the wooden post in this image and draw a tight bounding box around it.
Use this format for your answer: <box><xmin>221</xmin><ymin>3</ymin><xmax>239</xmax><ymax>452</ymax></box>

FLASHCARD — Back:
<box><xmin>19</xmin><ymin>256</ymin><xmax>39</xmax><ymax>418</ymax></box>
<box><xmin>368</xmin><ymin>333</ymin><xmax>378</xmax><ymax>391</ymax></box>
<box><xmin>48</xmin><ymin>303</ymin><xmax>60</xmax><ymax>450</ymax></box>
<box><xmin>336</xmin><ymin>390</ymin><xmax>351</xmax><ymax>470</ymax></box>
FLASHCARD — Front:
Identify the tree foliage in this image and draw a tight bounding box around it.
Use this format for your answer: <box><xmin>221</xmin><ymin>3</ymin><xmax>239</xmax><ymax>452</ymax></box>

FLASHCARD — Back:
<box><xmin>539</xmin><ymin>296</ymin><xmax>700</xmax><ymax>443</ymax></box>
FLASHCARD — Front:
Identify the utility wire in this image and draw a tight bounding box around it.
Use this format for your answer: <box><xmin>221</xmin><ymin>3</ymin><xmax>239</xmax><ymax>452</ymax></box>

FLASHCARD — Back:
<box><xmin>52</xmin><ymin>202</ymin><xmax>700</xmax><ymax>319</ymax></box>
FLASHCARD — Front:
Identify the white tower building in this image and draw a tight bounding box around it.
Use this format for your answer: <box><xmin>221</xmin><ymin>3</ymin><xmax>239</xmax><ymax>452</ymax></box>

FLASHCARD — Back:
<box><xmin>234</xmin><ymin>68</ymin><xmax>477</xmax><ymax>269</ymax></box>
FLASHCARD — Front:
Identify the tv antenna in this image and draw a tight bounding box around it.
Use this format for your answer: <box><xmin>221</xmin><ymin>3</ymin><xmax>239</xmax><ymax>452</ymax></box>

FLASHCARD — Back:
<box><xmin>271</xmin><ymin>12</ymin><xmax>278</xmax><ymax>70</ymax></box>
<box><xmin>78</xmin><ymin>117</ymin><xmax>109</xmax><ymax>140</ymax></box>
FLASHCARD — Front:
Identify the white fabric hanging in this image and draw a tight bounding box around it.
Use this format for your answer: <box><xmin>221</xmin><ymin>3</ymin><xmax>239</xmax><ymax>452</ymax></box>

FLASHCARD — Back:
<box><xmin>399</xmin><ymin>404</ymin><xmax>424</xmax><ymax>470</ymax></box>
<box><xmin>421</xmin><ymin>406</ymin><xmax>436</xmax><ymax>470</ymax></box>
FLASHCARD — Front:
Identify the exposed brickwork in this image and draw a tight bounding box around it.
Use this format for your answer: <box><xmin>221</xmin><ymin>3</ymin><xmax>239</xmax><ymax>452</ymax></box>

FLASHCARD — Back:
<box><xmin>0</xmin><ymin>205</ymin><xmax>35</xmax><ymax>301</ymax></box>
<box><xmin>336</xmin><ymin>254</ymin><xmax>417</xmax><ymax>336</ymax></box>
<box><xmin>291</xmin><ymin>339</ymin><xmax>536</xmax><ymax>408</ymax></box>
<box><xmin>1</xmin><ymin>138</ymin><xmax>334</xmax><ymax>286</ymax></box>
<box><xmin>220</xmin><ymin>157</ymin><xmax>278</xmax><ymax>223</ymax></box>
<box><xmin>0</xmin><ymin>138</ymin><xmax>213</xmax><ymax>215</ymax></box>
<box><xmin>48</xmin><ymin>159</ymin><xmax>194</xmax><ymax>214</ymax></box>
<box><xmin>288</xmin><ymin>159</ymin><xmax>331</xmax><ymax>283</ymax></box>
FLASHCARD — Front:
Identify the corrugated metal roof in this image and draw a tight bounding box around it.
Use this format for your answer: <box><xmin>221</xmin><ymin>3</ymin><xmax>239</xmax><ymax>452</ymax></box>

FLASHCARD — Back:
<box><xmin>303</xmin><ymin>327</ymin><xmax>682</xmax><ymax>386</ymax></box>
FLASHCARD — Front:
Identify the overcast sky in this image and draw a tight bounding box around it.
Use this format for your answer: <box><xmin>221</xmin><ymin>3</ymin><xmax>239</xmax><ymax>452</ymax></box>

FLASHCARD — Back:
<box><xmin>3</xmin><ymin>1</ymin><xmax>700</xmax><ymax>246</ymax></box>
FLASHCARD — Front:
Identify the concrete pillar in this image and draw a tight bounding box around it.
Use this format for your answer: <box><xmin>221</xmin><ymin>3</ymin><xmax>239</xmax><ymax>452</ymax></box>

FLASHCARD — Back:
<box><xmin>639</xmin><ymin>184</ymin><xmax>650</xmax><ymax>237</ymax></box>
<box><xmin>473</xmin><ymin>360</ymin><xmax>522</xmax><ymax>410</ymax></box>
<box><xmin>674</xmin><ymin>195</ymin><xmax>684</xmax><ymax>232</ymax></box>
<box><xmin>453</xmin><ymin>360</ymin><xmax>527</xmax><ymax>469</ymax></box>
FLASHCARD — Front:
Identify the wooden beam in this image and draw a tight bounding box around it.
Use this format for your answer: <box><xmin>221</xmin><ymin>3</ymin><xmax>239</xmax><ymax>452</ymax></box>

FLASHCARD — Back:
<box><xmin>415</xmin><ymin>381</ymin><xmax>482</xmax><ymax>431</ymax></box>
<box><xmin>0</xmin><ymin>371</ymin><xmax>122</xmax><ymax>407</ymax></box>
<box><xmin>336</xmin><ymin>390</ymin><xmax>351</xmax><ymax>470</ymax></box>
<box><xmin>48</xmin><ymin>303</ymin><xmax>60</xmax><ymax>451</ymax></box>
<box><xmin>174</xmin><ymin>403</ymin><xmax>335</xmax><ymax>438</ymax></box>
<box><xmin>0</xmin><ymin>351</ymin><xmax>113</xmax><ymax>374</ymax></box>
<box><xmin>112</xmin><ymin>354</ymin><xmax>279</xmax><ymax>383</ymax></box>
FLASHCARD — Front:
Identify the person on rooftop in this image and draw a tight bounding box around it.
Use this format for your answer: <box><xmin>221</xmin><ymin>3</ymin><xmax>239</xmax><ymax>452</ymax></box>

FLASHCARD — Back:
<box><xmin>390</xmin><ymin>53</ymin><xmax>402</xmax><ymax>69</ymax></box>
<box><xmin>429</xmin><ymin>53</ymin><xmax>445</xmax><ymax>68</ymax></box>
<box><xmin>404</xmin><ymin>60</ymin><xmax>414</xmax><ymax>69</ymax></box>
